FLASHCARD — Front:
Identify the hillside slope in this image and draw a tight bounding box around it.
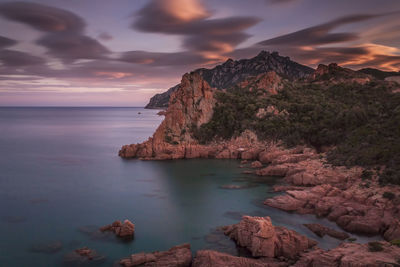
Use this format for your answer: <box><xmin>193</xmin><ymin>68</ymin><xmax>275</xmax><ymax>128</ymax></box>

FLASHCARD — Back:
<box><xmin>144</xmin><ymin>51</ymin><xmax>313</xmax><ymax>109</ymax></box>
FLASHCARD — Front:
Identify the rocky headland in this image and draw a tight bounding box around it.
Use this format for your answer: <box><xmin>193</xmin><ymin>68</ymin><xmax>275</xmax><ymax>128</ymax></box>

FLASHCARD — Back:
<box><xmin>119</xmin><ymin>51</ymin><xmax>400</xmax><ymax>266</ymax></box>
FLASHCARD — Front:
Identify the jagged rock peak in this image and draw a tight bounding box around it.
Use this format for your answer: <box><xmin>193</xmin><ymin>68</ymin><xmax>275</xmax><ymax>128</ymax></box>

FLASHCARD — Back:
<box><xmin>196</xmin><ymin>50</ymin><xmax>314</xmax><ymax>90</ymax></box>
<box><xmin>311</xmin><ymin>62</ymin><xmax>373</xmax><ymax>84</ymax></box>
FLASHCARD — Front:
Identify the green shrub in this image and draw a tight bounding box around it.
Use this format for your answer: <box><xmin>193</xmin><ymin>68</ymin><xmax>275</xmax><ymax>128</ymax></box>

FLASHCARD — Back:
<box><xmin>192</xmin><ymin>81</ymin><xmax>400</xmax><ymax>185</ymax></box>
<box><xmin>368</xmin><ymin>241</ymin><xmax>384</xmax><ymax>252</ymax></box>
<box><xmin>383</xmin><ymin>191</ymin><xmax>396</xmax><ymax>200</ymax></box>
<box><xmin>390</xmin><ymin>239</ymin><xmax>400</xmax><ymax>247</ymax></box>
<box><xmin>361</xmin><ymin>170</ymin><xmax>373</xmax><ymax>180</ymax></box>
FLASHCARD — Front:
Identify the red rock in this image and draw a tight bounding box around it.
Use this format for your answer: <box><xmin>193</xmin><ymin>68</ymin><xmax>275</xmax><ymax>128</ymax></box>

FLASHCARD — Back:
<box><xmin>100</xmin><ymin>219</ymin><xmax>134</xmax><ymax>239</ymax></box>
<box><xmin>384</xmin><ymin>220</ymin><xmax>400</xmax><ymax>241</ymax></box>
<box><xmin>251</xmin><ymin>161</ymin><xmax>263</xmax><ymax>168</ymax></box>
<box><xmin>119</xmin><ymin>243</ymin><xmax>192</xmax><ymax>267</ymax></box>
<box><xmin>304</xmin><ymin>224</ymin><xmax>349</xmax><ymax>240</ymax></box>
<box><xmin>192</xmin><ymin>250</ymin><xmax>286</xmax><ymax>267</ymax></box>
<box><xmin>293</xmin><ymin>242</ymin><xmax>400</xmax><ymax>267</ymax></box>
<box><xmin>224</xmin><ymin>216</ymin><xmax>316</xmax><ymax>259</ymax></box>
<box><xmin>64</xmin><ymin>247</ymin><xmax>106</xmax><ymax>265</ymax></box>
<box><xmin>264</xmin><ymin>195</ymin><xmax>307</xmax><ymax>212</ymax></box>
<box><xmin>256</xmin><ymin>165</ymin><xmax>290</xmax><ymax>176</ymax></box>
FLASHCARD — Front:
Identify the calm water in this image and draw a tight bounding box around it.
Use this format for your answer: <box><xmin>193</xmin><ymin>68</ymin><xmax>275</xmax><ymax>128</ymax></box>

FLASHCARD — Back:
<box><xmin>0</xmin><ymin>107</ymin><xmax>378</xmax><ymax>267</ymax></box>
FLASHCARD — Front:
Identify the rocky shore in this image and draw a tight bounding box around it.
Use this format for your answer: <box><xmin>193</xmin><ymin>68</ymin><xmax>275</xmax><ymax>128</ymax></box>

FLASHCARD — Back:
<box><xmin>117</xmin><ymin>216</ymin><xmax>400</xmax><ymax>266</ymax></box>
<box><xmin>119</xmin><ymin>54</ymin><xmax>400</xmax><ymax>266</ymax></box>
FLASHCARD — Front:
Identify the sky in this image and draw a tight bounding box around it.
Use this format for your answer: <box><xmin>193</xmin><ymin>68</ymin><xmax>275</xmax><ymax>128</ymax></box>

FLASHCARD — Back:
<box><xmin>0</xmin><ymin>0</ymin><xmax>399</xmax><ymax>106</ymax></box>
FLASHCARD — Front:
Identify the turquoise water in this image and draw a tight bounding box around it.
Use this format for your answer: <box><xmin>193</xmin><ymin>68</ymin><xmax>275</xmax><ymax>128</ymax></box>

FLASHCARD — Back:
<box><xmin>0</xmin><ymin>107</ymin><xmax>378</xmax><ymax>266</ymax></box>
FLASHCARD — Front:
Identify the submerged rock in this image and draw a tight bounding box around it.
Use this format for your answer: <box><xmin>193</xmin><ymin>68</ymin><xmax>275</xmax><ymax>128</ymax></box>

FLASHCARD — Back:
<box><xmin>100</xmin><ymin>220</ymin><xmax>135</xmax><ymax>239</ymax></box>
<box><xmin>29</xmin><ymin>241</ymin><xmax>63</xmax><ymax>254</ymax></box>
<box><xmin>63</xmin><ymin>247</ymin><xmax>106</xmax><ymax>266</ymax></box>
<box><xmin>119</xmin><ymin>243</ymin><xmax>192</xmax><ymax>267</ymax></box>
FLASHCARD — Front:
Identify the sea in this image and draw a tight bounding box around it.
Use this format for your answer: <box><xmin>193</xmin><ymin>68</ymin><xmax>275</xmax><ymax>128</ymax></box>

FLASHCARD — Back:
<box><xmin>0</xmin><ymin>107</ymin><xmax>379</xmax><ymax>266</ymax></box>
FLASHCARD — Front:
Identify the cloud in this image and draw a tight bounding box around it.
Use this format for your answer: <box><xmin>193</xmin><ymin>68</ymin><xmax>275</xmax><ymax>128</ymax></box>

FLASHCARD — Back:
<box><xmin>0</xmin><ymin>49</ymin><xmax>46</xmax><ymax>66</ymax></box>
<box><xmin>119</xmin><ymin>50</ymin><xmax>209</xmax><ymax>66</ymax></box>
<box><xmin>98</xmin><ymin>32</ymin><xmax>113</xmax><ymax>41</ymax></box>
<box><xmin>0</xmin><ymin>1</ymin><xmax>109</xmax><ymax>62</ymax></box>
<box><xmin>0</xmin><ymin>35</ymin><xmax>17</xmax><ymax>49</ymax></box>
<box><xmin>36</xmin><ymin>33</ymin><xmax>110</xmax><ymax>62</ymax></box>
<box><xmin>0</xmin><ymin>1</ymin><xmax>85</xmax><ymax>33</ymax></box>
<box><xmin>132</xmin><ymin>0</ymin><xmax>260</xmax><ymax>60</ymax></box>
<box><xmin>258</xmin><ymin>14</ymin><xmax>383</xmax><ymax>47</ymax></box>
<box><xmin>266</xmin><ymin>0</ymin><xmax>298</xmax><ymax>5</ymax></box>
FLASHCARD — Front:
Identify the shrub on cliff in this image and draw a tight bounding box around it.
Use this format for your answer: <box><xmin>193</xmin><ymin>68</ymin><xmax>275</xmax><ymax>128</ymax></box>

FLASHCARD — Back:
<box><xmin>193</xmin><ymin>80</ymin><xmax>400</xmax><ymax>185</ymax></box>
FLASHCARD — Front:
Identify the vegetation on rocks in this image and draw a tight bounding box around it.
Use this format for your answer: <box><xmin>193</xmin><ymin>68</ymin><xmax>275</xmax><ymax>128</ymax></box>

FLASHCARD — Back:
<box><xmin>192</xmin><ymin>80</ymin><xmax>400</xmax><ymax>185</ymax></box>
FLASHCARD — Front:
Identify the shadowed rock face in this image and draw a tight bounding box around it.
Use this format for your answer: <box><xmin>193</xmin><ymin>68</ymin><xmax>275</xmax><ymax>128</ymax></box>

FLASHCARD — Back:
<box><xmin>145</xmin><ymin>84</ymin><xmax>179</xmax><ymax>109</ymax></box>
<box><xmin>144</xmin><ymin>50</ymin><xmax>314</xmax><ymax>109</ymax></box>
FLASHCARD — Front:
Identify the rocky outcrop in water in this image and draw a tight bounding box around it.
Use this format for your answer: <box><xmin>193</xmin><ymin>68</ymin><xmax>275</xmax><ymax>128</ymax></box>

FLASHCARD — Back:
<box><xmin>100</xmin><ymin>219</ymin><xmax>134</xmax><ymax>239</ymax></box>
<box><xmin>223</xmin><ymin>216</ymin><xmax>317</xmax><ymax>259</ymax></box>
<box><xmin>119</xmin><ymin>243</ymin><xmax>192</xmax><ymax>267</ymax></box>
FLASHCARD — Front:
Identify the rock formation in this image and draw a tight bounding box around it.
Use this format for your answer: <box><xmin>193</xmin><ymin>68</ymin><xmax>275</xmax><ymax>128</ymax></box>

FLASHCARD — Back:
<box><xmin>145</xmin><ymin>84</ymin><xmax>179</xmax><ymax>109</ymax></box>
<box><xmin>304</xmin><ymin>224</ymin><xmax>349</xmax><ymax>240</ymax></box>
<box><xmin>260</xmin><ymin>148</ymin><xmax>400</xmax><ymax>241</ymax></box>
<box><xmin>192</xmin><ymin>250</ymin><xmax>287</xmax><ymax>267</ymax></box>
<box><xmin>144</xmin><ymin>51</ymin><xmax>314</xmax><ymax>109</ymax></box>
<box><xmin>223</xmin><ymin>216</ymin><xmax>317</xmax><ymax>259</ymax></box>
<box><xmin>100</xmin><ymin>219</ymin><xmax>135</xmax><ymax>239</ymax></box>
<box><xmin>119</xmin><ymin>243</ymin><xmax>192</xmax><ymax>267</ymax></box>
<box><xmin>293</xmin><ymin>242</ymin><xmax>400</xmax><ymax>267</ymax></box>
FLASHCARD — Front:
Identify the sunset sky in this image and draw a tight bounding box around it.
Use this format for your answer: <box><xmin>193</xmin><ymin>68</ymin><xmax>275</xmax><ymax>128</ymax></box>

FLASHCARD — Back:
<box><xmin>0</xmin><ymin>0</ymin><xmax>399</xmax><ymax>106</ymax></box>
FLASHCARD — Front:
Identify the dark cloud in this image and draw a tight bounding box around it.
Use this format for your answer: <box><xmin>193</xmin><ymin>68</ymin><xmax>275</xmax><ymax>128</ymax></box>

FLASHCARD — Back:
<box><xmin>37</xmin><ymin>33</ymin><xmax>110</xmax><ymax>62</ymax></box>
<box><xmin>132</xmin><ymin>0</ymin><xmax>260</xmax><ymax>57</ymax></box>
<box><xmin>0</xmin><ymin>49</ymin><xmax>45</xmax><ymax>66</ymax></box>
<box><xmin>0</xmin><ymin>35</ymin><xmax>17</xmax><ymax>49</ymax></box>
<box><xmin>258</xmin><ymin>14</ymin><xmax>381</xmax><ymax>47</ymax></box>
<box><xmin>266</xmin><ymin>0</ymin><xmax>298</xmax><ymax>5</ymax></box>
<box><xmin>0</xmin><ymin>2</ymin><xmax>109</xmax><ymax>62</ymax></box>
<box><xmin>0</xmin><ymin>1</ymin><xmax>85</xmax><ymax>33</ymax></box>
<box><xmin>98</xmin><ymin>32</ymin><xmax>113</xmax><ymax>41</ymax></box>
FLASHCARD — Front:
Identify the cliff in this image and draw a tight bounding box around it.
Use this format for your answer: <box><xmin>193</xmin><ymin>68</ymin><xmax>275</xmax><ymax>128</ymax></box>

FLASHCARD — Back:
<box><xmin>144</xmin><ymin>51</ymin><xmax>313</xmax><ymax>109</ymax></box>
<box><xmin>144</xmin><ymin>84</ymin><xmax>179</xmax><ymax>109</ymax></box>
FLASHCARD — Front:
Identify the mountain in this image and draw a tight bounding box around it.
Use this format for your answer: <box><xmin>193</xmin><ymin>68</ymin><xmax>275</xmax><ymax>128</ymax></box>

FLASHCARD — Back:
<box><xmin>358</xmin><ymin>68</ymin><xmax>400</xmax><ymax>80</ymax></box>
<box><xmin>145</xmin><ymin>84</ymin><xmax>179</xmax><ymax>109</ymax></box>
<box><xmin>144</xmin><ymin>51</ymin><xmax>314</xmax><ymax>109</ymax></box>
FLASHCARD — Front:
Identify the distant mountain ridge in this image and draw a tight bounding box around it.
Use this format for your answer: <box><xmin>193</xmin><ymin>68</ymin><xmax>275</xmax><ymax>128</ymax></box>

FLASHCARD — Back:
<box><xmin>145</xmin><ymin>51</ymin><xmax>314</xmax><ymax>109</ymax></box>
<box><xmin>358</xmin><ymin>68</ymin><xmax>400</xmax><ymax>80</ymax></box>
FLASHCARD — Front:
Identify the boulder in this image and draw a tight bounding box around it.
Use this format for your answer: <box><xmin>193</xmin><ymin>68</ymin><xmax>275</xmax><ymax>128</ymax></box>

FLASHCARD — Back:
<box><xmin>304</xmin><ymin>224</ymin><xmax>349</xmax><ymax>240</ymax></box>
<box><xmin>251</xmin><ymin>161</ymin><xmax>263</xmax><ymax>168</ymax></box>
<box><xmin>224</xmin><ymin>216</ymin><xmax>316</xmax><ymax>259</ymax></box>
